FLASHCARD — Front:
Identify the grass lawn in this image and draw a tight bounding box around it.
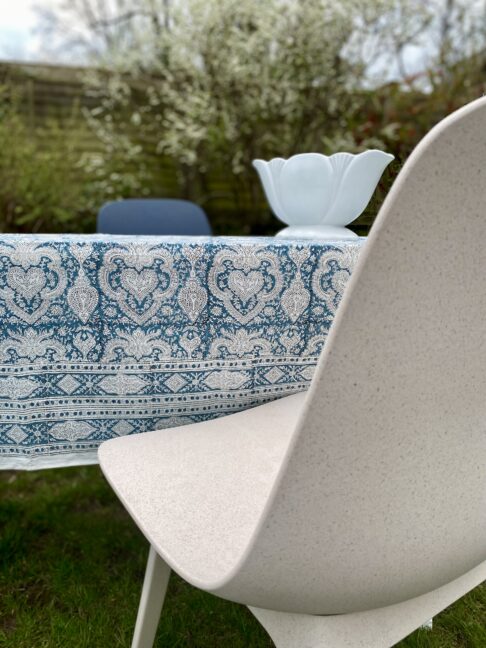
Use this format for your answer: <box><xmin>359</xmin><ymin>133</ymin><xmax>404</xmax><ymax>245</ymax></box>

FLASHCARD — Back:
<box><xmin>0</xmin><ymin>466</ymin><xmax>485</xmax><ymax>647</ymax></box>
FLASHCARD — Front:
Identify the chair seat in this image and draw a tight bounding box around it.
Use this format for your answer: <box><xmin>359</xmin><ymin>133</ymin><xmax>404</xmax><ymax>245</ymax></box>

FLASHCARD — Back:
<box><xmin>99</xmin><ymin>391</ymin><xmax>306</xmax><ymax>589</ymax></box>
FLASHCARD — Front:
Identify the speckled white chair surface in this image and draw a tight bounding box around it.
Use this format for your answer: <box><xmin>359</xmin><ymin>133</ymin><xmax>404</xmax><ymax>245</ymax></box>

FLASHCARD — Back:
<box><xmin>99</xmin><ymin>97</ymin><xmax>486</xmax><ymax>648</ymax></box>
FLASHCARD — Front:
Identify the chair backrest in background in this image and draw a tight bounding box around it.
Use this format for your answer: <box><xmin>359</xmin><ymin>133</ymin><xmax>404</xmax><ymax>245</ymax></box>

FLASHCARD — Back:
<box><xmin>97</xmin><ymin>199</ymin><xmax>212</xmax><ymax>235</ymax></box>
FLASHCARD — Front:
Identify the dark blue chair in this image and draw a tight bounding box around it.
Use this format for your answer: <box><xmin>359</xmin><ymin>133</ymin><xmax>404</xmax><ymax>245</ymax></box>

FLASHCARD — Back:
<box><xmin>97</xmin><ymin>199</ymin><xmax>212</xmax><ymax>235</ymax></box>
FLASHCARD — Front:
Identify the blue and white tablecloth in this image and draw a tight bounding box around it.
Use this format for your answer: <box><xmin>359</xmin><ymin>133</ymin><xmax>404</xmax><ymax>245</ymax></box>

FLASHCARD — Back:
<box><xmin>0</xmin><ymin>235</ymin><xmax>364</xmax><ymax>470</ymax></box>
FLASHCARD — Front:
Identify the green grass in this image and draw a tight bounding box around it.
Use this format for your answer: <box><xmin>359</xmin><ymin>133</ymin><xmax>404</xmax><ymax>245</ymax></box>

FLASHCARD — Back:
<box><xmin>0</xmin><ymin>467</ymin><xmax>485</xmax><ymax>647</ymax></box>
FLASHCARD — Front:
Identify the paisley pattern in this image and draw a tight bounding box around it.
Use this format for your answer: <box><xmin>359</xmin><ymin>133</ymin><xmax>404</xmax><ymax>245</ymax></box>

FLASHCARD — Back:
<box><xmin>0</xmin><ymin>234</ymin><xmax>364</xmax><ymax>469</ymax></box>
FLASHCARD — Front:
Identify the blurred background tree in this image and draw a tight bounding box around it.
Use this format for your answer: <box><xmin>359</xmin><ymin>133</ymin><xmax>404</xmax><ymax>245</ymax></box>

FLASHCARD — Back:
<box><xmin>78</xmin><ymin>0</ymin><xmax>392</xmax><ymax>234</ymax></box>
<box><xmin>2</xmin><ymin>0</ymin><xmax>486</xmax><ymax>234</ymax></box>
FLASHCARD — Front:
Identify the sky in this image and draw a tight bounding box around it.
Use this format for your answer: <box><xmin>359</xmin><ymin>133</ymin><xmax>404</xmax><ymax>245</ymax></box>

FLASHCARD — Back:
<box><xmin>0</xmin><ymin>0</ymin><xmax>428</xmax><ymax>78</ymax></box>
<box><xmin>0</xmin><ymin>0</ymin><xmax>83</xmax><ymax>64</ymax></box>
<box><xmin>0</xmin><ymin>0</ymin><xmax>46</xmax><ymax>62</ymax></box>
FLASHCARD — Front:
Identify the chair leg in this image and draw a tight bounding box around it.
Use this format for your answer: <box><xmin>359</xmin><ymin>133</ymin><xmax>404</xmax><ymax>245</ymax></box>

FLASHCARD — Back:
<box><xmin>131</xmin><ymin>544</ymin><xmax>171</xmax><ymax>648</ymax></box>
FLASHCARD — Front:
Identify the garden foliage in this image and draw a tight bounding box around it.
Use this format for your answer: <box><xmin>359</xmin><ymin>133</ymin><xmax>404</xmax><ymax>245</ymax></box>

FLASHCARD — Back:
<box><xmin>1</xmin><ymin>0</ymin><xmax>486</xmax><ymax>234</ymax></box>
<box><xmin>0</xmin><ymin>88</ymin><xmax>99</xmax><ymax>233</ymax></box>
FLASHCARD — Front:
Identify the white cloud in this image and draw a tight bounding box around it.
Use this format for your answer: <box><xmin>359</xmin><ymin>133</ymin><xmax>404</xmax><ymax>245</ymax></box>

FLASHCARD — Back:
<box><xmin>0</xmin><ymin>0</ymin><xmax>83</xmax><ymax>63</ymax></box>
<box><xmin>0</xmin><ymin>0</ymin><xmax>36</xmax><ymax>28</ymax></box>
<box><xmin>0</xmin><ymin>0</ymin><xmax>36</xmax><ymax>60</ymax></box>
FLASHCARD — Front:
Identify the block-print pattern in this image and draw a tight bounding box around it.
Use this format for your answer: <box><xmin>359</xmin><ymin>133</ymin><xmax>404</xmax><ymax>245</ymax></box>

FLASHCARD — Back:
<box><xmin>0</xmin><ymin>235</ymin><xmax>364</xmax><ymax>469</ymax></box>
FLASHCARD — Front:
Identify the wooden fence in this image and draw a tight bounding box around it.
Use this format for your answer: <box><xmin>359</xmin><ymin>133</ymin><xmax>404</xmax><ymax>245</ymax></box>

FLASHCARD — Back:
<box><xmin>0</xmin><ymin>60</ymin><xmax>381</xmax><ymax>235</ymax></box>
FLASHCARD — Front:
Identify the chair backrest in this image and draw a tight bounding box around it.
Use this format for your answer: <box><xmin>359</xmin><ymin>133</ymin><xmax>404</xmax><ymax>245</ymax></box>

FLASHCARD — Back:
<box><xmin>232</xmin><ymin>98</ymin><xmax>486</xmax><ymax>615</ymax></box>
<box><xmin>97</xmin><ymin>199</ymin><xmax>212</xmax><ymax>235</ymax></box>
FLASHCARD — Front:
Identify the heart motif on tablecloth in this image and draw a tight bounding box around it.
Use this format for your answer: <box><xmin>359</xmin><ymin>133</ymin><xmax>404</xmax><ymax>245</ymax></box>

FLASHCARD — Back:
<box><xmin>121</xmin><ymin>269</ymin><xmax>158</xmax><ymax>302</ymax></box>
<box><xmin>99</xmin><ymin>244</ymin><xmax>178</xmax><ymax>325</ymax></box>
<box><xmin>227</xmin><ymin>270</ymin><xmax>264</xmax><ymax>304</ymax></box>
<box><xmin>208</xmin><ymin>247</ymin><xmax>283</xmax><ymax>324</ymax></box>
<box><xmin>7</xmin><ymin>267</ymin><xmax>47</xmax><ymax>300</ymax></box>
<box><xmin>0</xmin><ymin>242</ymin><xmax>67</xmax><ymax>324</ymax></box>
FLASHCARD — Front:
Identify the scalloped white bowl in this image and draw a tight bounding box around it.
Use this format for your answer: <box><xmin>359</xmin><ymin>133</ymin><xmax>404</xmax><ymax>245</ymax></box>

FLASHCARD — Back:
<box><xmin>253</xmin><ymin>151</ymin><xmax>394</xmax><ymax>239</ymax></box>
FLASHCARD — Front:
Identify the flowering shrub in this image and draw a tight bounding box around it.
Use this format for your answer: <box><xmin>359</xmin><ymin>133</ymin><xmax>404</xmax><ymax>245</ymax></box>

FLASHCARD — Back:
<box><xmin>83</xmin><ymin>0</ymin><xmax>390</xmax><ymax>234</ymax></box>
<box><xmin>2</xmin><ymin>0</ymin><xmax>486</xmax><ymax>234</ymax></box>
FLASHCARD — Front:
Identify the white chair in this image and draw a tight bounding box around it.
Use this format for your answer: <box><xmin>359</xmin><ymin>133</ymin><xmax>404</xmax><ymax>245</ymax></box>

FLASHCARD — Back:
<box><xmin>99</xmin><ymin>97</ymin><xmax>486</xmax><ymax>648</ymax></box>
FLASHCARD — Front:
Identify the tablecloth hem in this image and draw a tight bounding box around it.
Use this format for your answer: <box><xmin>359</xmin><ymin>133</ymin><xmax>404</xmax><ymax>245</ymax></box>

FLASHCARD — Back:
<box><xmin>1</xmin><ymin>451</ymin><xmax>99</xmax><ymax>471</ymax></box>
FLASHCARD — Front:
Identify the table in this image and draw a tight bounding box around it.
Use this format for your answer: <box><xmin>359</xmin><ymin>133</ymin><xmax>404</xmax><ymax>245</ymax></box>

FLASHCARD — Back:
<box><xmin>0</xmin><ymin>235</ymin><xmax>364</xmax><ymax>470</ymax></box>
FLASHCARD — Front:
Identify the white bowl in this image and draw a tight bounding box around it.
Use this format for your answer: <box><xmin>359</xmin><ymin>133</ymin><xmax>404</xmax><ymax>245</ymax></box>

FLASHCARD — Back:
<box><xmin>253</xmin><ymin>151</ymin><xmax>394</xmax><ymax>239</ymax></box>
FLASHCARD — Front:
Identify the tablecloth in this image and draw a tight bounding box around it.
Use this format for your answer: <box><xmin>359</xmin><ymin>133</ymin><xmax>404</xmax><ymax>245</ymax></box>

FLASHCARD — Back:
<box><xmin>0</xmin><ymin>235</ymin><xmax>364</xmax><ymax>469</ymax></box>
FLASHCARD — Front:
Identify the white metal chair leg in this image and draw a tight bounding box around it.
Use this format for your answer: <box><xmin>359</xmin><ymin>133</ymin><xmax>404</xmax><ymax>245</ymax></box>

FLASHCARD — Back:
<box><xmin>131</xmin><ymin>544</ymin><xmax>171</xmax><ymax>648</ymax></box>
